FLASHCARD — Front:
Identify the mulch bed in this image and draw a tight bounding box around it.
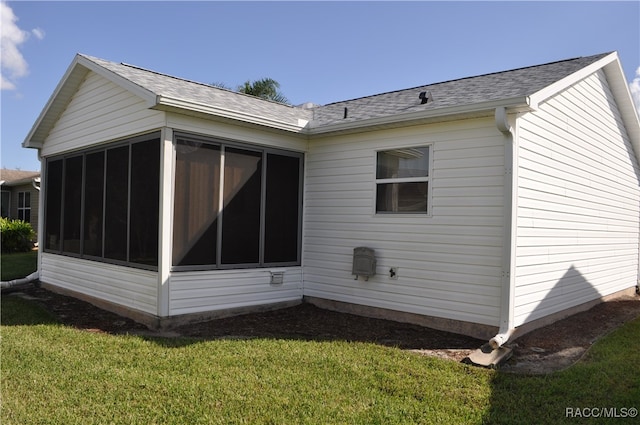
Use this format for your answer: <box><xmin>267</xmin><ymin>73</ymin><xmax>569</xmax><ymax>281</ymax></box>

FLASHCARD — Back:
<box><xmin>5</xmin><ymin>284</ymin><xmax>640</xmax><ymax>374</ymax></box>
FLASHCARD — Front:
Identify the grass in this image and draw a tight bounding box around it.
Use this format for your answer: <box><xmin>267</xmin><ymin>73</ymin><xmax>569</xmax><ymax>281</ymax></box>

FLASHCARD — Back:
<box><xmin>0</xmin><ymin>250</ymin><xmax>37</xmax><ymax>281</ymax></box>
<box><xmin>2</xmin><ymin>295</ymin><xmax>639</xmax><ymax>424</ymax></box>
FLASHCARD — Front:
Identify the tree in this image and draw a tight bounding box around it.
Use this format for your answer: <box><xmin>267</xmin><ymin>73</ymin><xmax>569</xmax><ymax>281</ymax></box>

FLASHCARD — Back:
<box><xmin>237</xmin><ymin>78</ymin><xmax>289</xmax><ymax>104</ymax></box>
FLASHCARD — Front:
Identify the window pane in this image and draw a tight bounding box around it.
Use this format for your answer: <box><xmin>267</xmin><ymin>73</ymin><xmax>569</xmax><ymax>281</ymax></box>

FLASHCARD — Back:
<box><xmin>83</xmin><ymin>152</ymin><xmax>104</xmax><ymax>257</ymax></box>
<box><xmin>376</xmin><ymin>147</ymin><xmax>429</xmax><ymax>179</ymax></box>
<box><xmin>18</xmin><ymin>192</ymin><xmax>24</xmax><ymax>208</ymax></box>
<box><xmin>173</xmin><ymin>140</ymin><xmax>220</xmax><ymax>266</ymax></box>
<box><xmin>376</xmin><ymin>182</ymin><xmax>428</xmax><ymax>213</ymax></box>
<box><xmin>1</xmin><ymin>192</ymin><xmax>9</xmax><ymax>218</ymax></box>
<box><xmin>264</xmin><ymin>154</ymin><xmax>300</xmax><ymax>263</ymax></box>
<box><xmin>104</xmin><ymin>146</ymin><xmax>129</xmax><ymax>261</ymax></box>
<box><xmin>221</xmin><ymin>147</ymin><xmax>262</xmax><ymax>265</ymax></box>
<box><xmin>62</xmin><ymin>156</ymin><xmax>83</xmax><ymax>253</ymax></box>
<box><xmin>45</xmin><ymin>160</ymin><xmax>63</xmax><ymax>250</ymax></box>
<box><xmin>24</xmin><ymin>192</ymin><xmax>30</xmax><ymax>208</ymax></box>
<box><xmin>130</xmin><ymin>139</ymin><xmax>160</xmax><ymax>266</ymax></box>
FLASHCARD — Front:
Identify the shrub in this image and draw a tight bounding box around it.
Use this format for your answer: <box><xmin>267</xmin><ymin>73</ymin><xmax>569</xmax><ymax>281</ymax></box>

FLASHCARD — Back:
<box><xmin>0</xmin><ymin>218</ymin><xmax>35</xmax><ymax>253</ymax></box>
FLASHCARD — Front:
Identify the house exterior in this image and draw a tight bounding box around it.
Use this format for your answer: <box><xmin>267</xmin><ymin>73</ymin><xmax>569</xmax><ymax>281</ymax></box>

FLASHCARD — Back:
<box><xmin>0</xmin><ymin>169</ymin><xmax>41</xmax><ymax>235</ymax></box>
<box><xmin>23</xmin><ymin>51</ymin><xmax>640</xmax><ymax>344</ymax></box>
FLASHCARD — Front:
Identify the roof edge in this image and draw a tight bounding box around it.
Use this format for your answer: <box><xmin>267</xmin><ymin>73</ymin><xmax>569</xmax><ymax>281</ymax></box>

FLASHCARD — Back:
<box><xmin>23</xmin><ymin>54</ymin><xmax>159</xmax><ymax>149</ymax></box>
<box><xmin>155</xmin><ymin>96</ymin><xmax>310</xmax><ymax>133</ymax></box>
<box><xmin>306</xmin><ymin>96</ymin><xmax>531</xmax><ymax>135</ymax></box>
<box><xmin>22</xmin><ymin>54</ymin><xmax>88</xmax><ymax>149</ymax></box>
<box><xmin>528</xmin><ymin>52</ymin><xmax>616</xmax><ymax>109</ymax></box>
<box><xmin>77</xmin><ymin>55</ymin><xmax>158</xmax><ymax>107</ymax></box>
<box><xmin>529</xmin><ymin>51</ymin><xmax>640</xmax><ymax>164</ymax></box>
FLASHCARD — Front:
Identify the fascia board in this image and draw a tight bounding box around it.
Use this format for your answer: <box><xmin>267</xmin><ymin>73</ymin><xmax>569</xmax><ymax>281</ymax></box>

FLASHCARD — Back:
<box><xmin>22</xmin><ymin>55</ymin><xmax>88</xmax><ymax>149</ymax></box>
<box><xmin>155</xmin><ymin>96</ymin><xmax>309</xmax><ymax>133</ymax></box>
<box><xmin>23</xmin><ymin>55</ymin><xmax>158</xmax><ymax>149</ymax></box>
<box><xmin>602</xmin><ymin>56</ymin><xmax>640</xmax><ymax>163</ymax></box>
<box><xmin>2</xmin><ymin>177</ymin><xmax>38</xmax><ymax>187</ymax></box>
<box><xmin>528</xmin><ymin>52</ymin><xmax>618</xmax><ymax>110</ymax></box>
<box><xmin>528</xmin><ymin>51</ymin><xmax>640</xmax><ymax>164</ymax></box>
<box><xmin>305</xmin><ymin>96</ymin><xmax>531</xmax><ymax>135</ymax></box>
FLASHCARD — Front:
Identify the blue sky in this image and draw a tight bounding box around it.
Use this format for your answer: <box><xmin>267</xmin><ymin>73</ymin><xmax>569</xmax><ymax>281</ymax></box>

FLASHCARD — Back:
<box><xmin>2</xmin><ymin>1</ymin><xmax>639</xmax><ymax>171</ymax></box>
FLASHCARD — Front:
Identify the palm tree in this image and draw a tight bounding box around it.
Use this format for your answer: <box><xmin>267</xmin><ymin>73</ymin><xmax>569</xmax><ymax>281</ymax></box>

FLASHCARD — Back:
<box><xmin>237</xmin><ymin>78</ymin><xmax>289</xmax><ymax>104</ymax></box>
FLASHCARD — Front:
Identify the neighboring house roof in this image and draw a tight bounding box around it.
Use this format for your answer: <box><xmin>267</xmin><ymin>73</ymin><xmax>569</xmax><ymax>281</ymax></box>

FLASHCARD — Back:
<box><xmin>0</xmin><ymin>169</ymin><xmax>40</xmax><ymax>187</ymax></box>
<box><xmin>23</xmin><ymin>52</ymin><xmax>640</xmax><ymax>154</ymax></box>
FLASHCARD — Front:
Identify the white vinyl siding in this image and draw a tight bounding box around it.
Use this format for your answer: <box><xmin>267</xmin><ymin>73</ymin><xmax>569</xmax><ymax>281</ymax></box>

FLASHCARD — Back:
<box><xmin>303</xmin><ymin>118</ymin><xmax>505</xmax><ymax>327</ymax></box>
<box><xmin>41</xmin><ymin>253</ymin><xmax>158</xmax><ymax>315</ymax></box>
<box><xmin>41</xmin><ymin>72</ymin><xmax>165</xmax><ymax>157</ymax></box>
<box><xmin>168</xmin><ymin>267</ymin><xmax>302</xmax><ymax>316</ymax></box>
<box><xmin>514</xmin><ymin>69</ymin><xmax>640</xmax><ymax>326</ymax></box>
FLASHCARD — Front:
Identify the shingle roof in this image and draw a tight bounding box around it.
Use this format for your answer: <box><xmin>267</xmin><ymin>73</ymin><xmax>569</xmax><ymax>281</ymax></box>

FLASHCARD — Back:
<box><xmin>310</xmin><ymin>53</ymin><xmax>612</xmax><ymax>127</ymax></box>
<box><xmin>81</xmin><ymin>52</ymin><xmax>610</xmax><ymax>132</ymax></box>
<box><xmin>24</xmin><ymin>51</ymin><xmax>621</xmax><ymax>149</ymax></box>
<box><xmin>80</xmin><ymin>55</ymin><xmax>313</xmax><ymax>128</ymax></box>
<box><xmin>0</xmin><ymin>169</ymin><xmax>40</xmax><ymax>185</ymax></box>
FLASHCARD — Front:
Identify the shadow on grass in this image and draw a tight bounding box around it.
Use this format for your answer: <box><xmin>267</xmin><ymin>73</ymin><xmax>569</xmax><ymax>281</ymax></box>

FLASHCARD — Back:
<box><xmin>1</xmin><ymin>294</ymin><xmax>59</xmax><ymax>326</ymax></box>
<box><xmin>483</xmin><ymin>316</ymin><xmax>640</xmax><ymax>424</ymax></box>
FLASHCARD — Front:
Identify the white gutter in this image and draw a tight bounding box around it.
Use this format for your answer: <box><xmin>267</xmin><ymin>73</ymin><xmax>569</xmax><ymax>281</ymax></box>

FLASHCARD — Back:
<box><xmin>489</xmin><ymin>106</ymin><xmax>518</xmax><ymax>349</ymax></box>
<box><xmin>306</xmin><ymin>96</ymin><xmax>531</xmax><ymax>135</ymax></box>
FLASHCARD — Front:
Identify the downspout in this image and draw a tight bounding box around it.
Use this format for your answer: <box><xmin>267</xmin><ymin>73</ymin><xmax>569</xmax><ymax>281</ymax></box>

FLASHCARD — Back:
<box><xmin>1</xmin><ymin>272</ymin><xmax>40</xmax><ymax>291</ymax></box>
<box><xmin>489</xmin><ymin>106</ymin><xmax>517</xmax><ymax>349</ymax></box>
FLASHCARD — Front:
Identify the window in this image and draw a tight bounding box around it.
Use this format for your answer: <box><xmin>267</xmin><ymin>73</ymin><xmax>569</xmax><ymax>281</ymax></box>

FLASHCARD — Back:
<box><xmin>0</xmin><ymin>191</ymin><xmax>9</xmax><ymax>218</ymax></box>
<box><xmin>172</xmin><ymin>135</ymin><xmax>302</xmax><ymax>270</ymax></box>
<box><xmin>43</xmin><ymin>133</ymin><xmax>160</xmax><ymax>269</ymax></box>
<box><xmin>45</xmin><ymin>159</ymin><xmax>63</xmax><ymax>251</ymax></box>
<box><xmin>63</xmin><ymin>156</ymin><xmax>83</xmax><ymax>253</ymax></box>
<box><xmin>17</xmin><ymin>191</ymin><xmax>31</xmax><ymax>223</ymax></box>
<box><xmin>104</xmin><ymin>146</ymin><xmax>129</xmax><ymax>261</ymax></box>
<box><xmin>129</xmin><ymin>139</ymin><xmax>161</xmax><ymax>265</ymax></box>
<box><xmin>221</xmin><ymin>147</ymin><xmax>263</xmax><ymax>265</ymax></box>
<box><xmin>264</xmin><ymin>153</ymin><xmax>301</xmax><ymax>263</ymax></box>
<box><xmin>376</xmin><ymin>146</ymin><xmax>431</xmax><ymax>214</ymax></box>
<box><xmin>173</xmin><ymin>141</ymin><xmax>220</xmax><ymax>266</ymax></box>
<box><xmin>83</xmin><ymin>152</ymin><xmax>105</xmax><ymax>257</ymax></box>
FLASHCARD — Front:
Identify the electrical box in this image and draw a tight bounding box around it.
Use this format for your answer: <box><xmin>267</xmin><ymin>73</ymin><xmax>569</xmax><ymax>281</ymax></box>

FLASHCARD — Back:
<box><xmin>352</xmin><ymin>247</ymin><xmax>376</xmax><ymax>281</ymax></box>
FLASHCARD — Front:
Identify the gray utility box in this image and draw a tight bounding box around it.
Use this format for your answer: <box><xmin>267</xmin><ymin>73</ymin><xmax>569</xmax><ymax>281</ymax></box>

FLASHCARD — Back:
<box><xmin>352</xmin><ymin>247</ymin><xmax>376</xmax><ymax>281</ymax></box>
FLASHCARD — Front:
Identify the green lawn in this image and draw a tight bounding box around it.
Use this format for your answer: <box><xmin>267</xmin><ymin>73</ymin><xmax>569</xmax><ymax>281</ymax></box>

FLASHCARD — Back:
<box><xmin>2</xmin><ymin>295</ymin><xmax>639</xmax><ymax>424</ymax></box>
<box><xmin>0</xmin><ymin>250</ymin><xmax>37</xmax><ymax>281</ymax></box>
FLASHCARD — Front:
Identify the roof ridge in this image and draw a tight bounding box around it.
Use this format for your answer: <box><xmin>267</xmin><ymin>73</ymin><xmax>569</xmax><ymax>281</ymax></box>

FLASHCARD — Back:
<box><xmin>322</xmin><ymin>52</ymin><xmax>613</xmax><ymax>106</ymax></box>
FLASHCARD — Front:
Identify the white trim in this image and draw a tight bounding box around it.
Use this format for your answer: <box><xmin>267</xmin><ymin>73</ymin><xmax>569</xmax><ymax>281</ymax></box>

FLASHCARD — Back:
<box><xmin>155</xmin><ymin>97</ymin><xmax>308</xmax><ymax>133</ymax></box>
<box><xmin>528</xmin><ymin>52</ymin><xmax>617</xmax><ymax>110</ymax></box>
<box><xmin>157</xmin><ymin>127</ymin><xmax>174</xmax><ymax>317</ymax></box>
<box><xmin>374</xmin><ymin>144</ymin><xmax>433</xmax><ymax>216</ymax></box>
<box><xmin>307</xmin><ymin>96</ymin><xmax>531</xmax><ymax>135</ymax></box>
<box><xmin>77</xmin><ymin>55</ymin><xmax>157</xmax><ymax>107</ymax></box>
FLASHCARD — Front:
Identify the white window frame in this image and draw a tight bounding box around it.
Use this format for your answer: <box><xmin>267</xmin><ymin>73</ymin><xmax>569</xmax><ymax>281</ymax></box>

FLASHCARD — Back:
<box><xmin>374</xmin><ymin>145</ymin><xmax>433</xmax><ymax>216</ymax></box>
